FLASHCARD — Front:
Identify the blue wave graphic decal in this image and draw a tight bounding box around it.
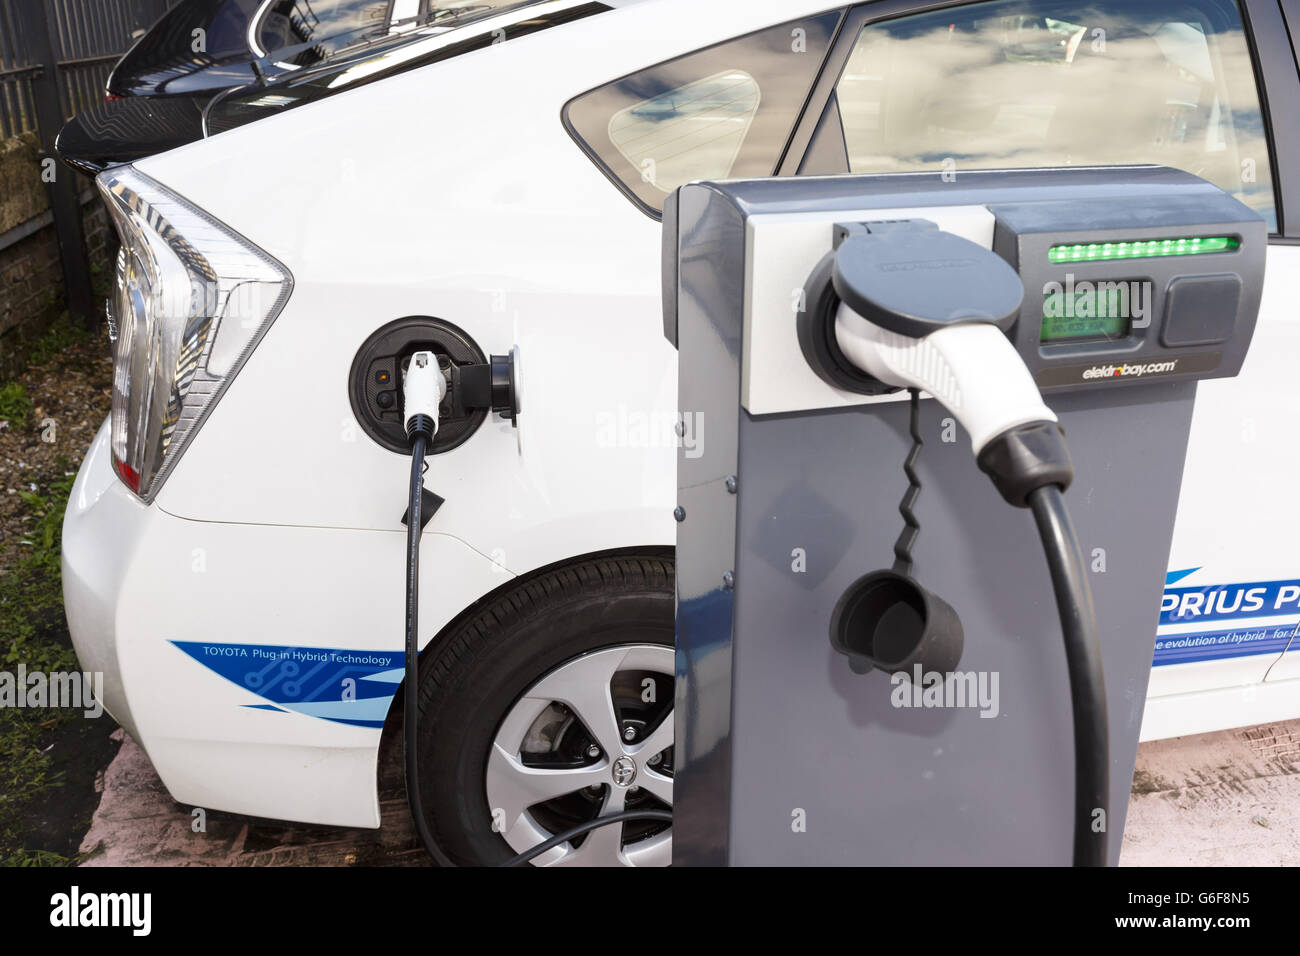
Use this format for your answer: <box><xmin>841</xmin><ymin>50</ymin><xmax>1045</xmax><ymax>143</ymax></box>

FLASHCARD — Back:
<box><xmin>1164</xmin><ymin>567</ymin><xmax>1201</xmax><ymax>586</ymax></box>
<box><xmin>172</xmin><ymin>641</ymin><xmax>403</xmax><ymax>728</ymax></box>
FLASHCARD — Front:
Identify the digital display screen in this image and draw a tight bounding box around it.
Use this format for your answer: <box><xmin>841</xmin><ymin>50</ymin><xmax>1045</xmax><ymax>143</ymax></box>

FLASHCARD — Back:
<box><xmin>1041</xmin><ymin>283</ymin><xmax>1133</xmax><ymax>343</ymax></box>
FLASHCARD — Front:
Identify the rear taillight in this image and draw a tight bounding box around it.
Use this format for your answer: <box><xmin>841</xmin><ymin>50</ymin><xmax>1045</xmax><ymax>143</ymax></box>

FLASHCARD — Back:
<box><xmin>99</xmin><ymin>167</ymin><xmax>292</xmax><ymax>500</ymax></box>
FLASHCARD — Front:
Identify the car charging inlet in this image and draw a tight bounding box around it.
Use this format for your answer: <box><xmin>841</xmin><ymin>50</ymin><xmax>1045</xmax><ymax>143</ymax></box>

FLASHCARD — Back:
<box><xmin>350</xmin><ymin>316</ymin><xmax>519</xmax><ymax>455</ymax></box>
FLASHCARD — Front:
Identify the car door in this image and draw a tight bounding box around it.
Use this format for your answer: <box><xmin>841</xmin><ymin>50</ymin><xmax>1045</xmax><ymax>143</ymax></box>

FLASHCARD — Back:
<box><xmin>1256</xmin><ymin>0</ymin><xmax>1300</xmax><ymax>692</ymax></box>
<box><xmin>780</xmin><ymin>0</ymin><xmax>1300</xmax><ymax>738</ymax></box>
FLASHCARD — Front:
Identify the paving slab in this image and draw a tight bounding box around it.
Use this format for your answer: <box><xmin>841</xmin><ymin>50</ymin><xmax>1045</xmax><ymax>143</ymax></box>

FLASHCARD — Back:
<box><xmin>78</xmin><ymin>720</ymin><xmax>1300</xmax><ymax>866</ymax></box>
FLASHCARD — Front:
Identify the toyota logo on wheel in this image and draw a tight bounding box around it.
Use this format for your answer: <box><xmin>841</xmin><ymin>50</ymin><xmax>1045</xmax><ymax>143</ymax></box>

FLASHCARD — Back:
<box><xmin>611</xmin><ymin>755</ymin><xmax>637</xmax><ymax>788</ymax></box>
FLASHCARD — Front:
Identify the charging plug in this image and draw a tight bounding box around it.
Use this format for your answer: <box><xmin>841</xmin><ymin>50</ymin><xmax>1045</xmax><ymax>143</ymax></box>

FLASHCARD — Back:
<box><xmin>403</xmin><ymin>350</ymin><xmax>448</xmax><ymax>448</ymax></box>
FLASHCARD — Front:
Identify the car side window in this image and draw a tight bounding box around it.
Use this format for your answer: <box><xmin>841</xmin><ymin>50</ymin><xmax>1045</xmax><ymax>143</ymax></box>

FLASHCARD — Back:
<box><xmin>565</xmin><ymin>12</ymin><xmax>842</xmax><ymax>215</ymax></box>
<box><xmin>827</xmin><ymin>0</ymin><xmax>1277</xmax><ymax>231</ymax></box>
<box><xmin>256</xmin><ymin>0</ymin><xmax>392</xmax><ymax>59</ymax></box>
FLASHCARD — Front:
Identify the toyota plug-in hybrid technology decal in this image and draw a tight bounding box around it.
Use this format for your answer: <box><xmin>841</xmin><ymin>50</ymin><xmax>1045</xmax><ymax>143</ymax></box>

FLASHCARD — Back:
<box><xmin>172</xmin><ymin>641</ymin><xmax>403</xmax><ymax>727</ymax></box>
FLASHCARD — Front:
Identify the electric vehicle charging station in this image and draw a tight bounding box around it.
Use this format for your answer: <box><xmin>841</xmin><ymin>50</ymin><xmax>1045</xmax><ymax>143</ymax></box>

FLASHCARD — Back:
<box><xmin>665</xmin><ymin>166</ymin><xmax>1266</xmax><ymax>866</ymax></box>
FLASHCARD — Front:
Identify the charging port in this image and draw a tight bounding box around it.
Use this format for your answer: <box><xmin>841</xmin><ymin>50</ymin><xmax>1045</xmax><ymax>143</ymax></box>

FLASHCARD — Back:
<box><xmin>350</xmin><ymin>316</ymin><xmax>510</xmax><ymax>454</ymax></box>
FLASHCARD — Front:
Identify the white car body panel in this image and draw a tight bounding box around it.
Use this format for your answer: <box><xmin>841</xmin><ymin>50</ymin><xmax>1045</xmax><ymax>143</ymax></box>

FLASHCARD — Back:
<box><xmin>65</xmin><ymin>422</ymin><xmax>513</xmax><ymax>826</ymax></box>
<box><xmin>1140</xmin><ymin>243</ymin><xmax>1300</xmax><ymax>740</ymax></box>
<box><xmin>62</xmin><ymin>0</ymin><xmax>1300</xmax><ymax>826</ymax></box>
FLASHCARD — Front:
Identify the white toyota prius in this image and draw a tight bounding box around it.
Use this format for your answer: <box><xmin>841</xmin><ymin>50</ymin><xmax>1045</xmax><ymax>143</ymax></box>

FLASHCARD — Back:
<box><xmin>60</xmin><ymin>0</ymin><xmax>1300</xmax><ymax>865</ymax></box>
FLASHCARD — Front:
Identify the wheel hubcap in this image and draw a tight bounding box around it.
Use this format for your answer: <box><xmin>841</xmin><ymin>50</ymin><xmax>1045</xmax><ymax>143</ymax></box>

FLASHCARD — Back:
<box><xmin>485</xmin><ymin>644</ymin><xmax>673</xmax><ymax>866</ymax></box>
<box><xmin>610</xmin><ymin>756</ymin><xmax>637</xmax><ymax>788</ymax></box>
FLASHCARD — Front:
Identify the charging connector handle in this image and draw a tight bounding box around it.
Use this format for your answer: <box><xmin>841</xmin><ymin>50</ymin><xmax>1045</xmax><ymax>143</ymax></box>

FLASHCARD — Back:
<box><xmin>836</xmin><ymin>308</ymin><xmax>1058</xmax><ymax>455</ymax></box>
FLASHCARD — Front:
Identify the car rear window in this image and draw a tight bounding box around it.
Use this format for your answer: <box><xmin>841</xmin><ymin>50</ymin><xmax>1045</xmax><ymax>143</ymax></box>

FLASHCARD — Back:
<box><xmin>564</xmin><ymin>12</ymin><xmax>842</xmax><ymax>215</ymax></box>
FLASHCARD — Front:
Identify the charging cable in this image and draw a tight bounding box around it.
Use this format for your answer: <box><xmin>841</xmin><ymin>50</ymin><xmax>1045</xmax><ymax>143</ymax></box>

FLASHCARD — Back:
<box><xmin>401</xmin><ymin>351</ymin><xmax>457</xmax><ymax>868</ymax></box>
<box><xmin>1026</xmin><ymin>482</ymin><xmax>1108</xmax><ymax>867</ymax></box>
<box><xmin>801</xmin><ymin>221</ymin><xmax>1109</xmax><ymax>866</ymax></box>
<box><xmin>835</xmin><ymin>302</ymin><xmax>1110</xmax><ymax>867</ymax></box>
<box><xmin>401</xmin><ymin>351</ymin><xmax>671</xmax><ymax>867</ymax></box>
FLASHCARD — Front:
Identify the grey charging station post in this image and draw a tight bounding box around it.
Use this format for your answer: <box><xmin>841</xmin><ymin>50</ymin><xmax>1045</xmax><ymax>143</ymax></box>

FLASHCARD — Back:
<box><xmin>664</xmin><ymin>167</ymin><xmax>1265</xmax><ymax>866</ymax></box>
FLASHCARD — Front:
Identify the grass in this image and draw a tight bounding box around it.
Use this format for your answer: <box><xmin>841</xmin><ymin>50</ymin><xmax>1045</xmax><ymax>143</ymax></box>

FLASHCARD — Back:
<box><xmin>2</xmin><ymin>466</ymin><xmax>78</xmax><ymax>671</ymax></box>
<box><xmin>0</xmin><ymin>257</ymin><xmax>112</xmax><ymax>867</ymax></box>
<box><xmin>0</xmin><ymin>383</ymin><xmax>32</xmax><ymax>429</ymax></box>
<box><xmin>0</xmin><ymin>463</ymin><xmax>81</xmax><ymax>866</ymax></box>
<box><xmin>25</xmin><ymin>313</ymin><xmax>96</xmax><ymax>370</ymax></box>
<box><xmin>1</xmin><ymin>848</ymin><xmax>75</xmax><ymax>867</ymax></box>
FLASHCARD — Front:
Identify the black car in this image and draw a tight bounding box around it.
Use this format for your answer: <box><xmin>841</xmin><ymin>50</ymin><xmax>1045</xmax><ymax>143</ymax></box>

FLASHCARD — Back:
<box><xmin>106</xmin><ymin>0</ymin><xmax>514</xmax><ymax>99</ymax></box>
<box><xmin>59</xmin><ymin>0</ymin><xmax>568</xmax><ymax>174</ymax></box>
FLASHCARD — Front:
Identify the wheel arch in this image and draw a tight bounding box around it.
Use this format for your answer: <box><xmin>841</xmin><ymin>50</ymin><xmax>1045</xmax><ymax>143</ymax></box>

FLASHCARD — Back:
<box><xmin>374</xmin><ymin>545</ymin><xmax>676</xmax><ymax>804</ymax></box>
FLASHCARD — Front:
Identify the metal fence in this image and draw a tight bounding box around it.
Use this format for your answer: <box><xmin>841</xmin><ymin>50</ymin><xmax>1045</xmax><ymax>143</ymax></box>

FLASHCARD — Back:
<box><xmin>0</xmin><ymin>0</ymin><xmax>178</xmax><ymax>324</ymax></box>
<box><xmin>0</xmin><ymin>0</ymin><xmax>177</xmax><ymax>140</ymax></box>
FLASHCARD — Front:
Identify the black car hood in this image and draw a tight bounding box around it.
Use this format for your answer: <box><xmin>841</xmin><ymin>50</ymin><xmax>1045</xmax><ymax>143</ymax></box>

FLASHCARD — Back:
<box><xmin>56</xmin><ymin>96</ymin><xmax>207</xmax><ymax>175</ymax></box>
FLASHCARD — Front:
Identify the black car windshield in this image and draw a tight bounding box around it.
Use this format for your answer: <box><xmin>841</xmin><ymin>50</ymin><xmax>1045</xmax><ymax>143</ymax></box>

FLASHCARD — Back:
<box><xmin>206</xmin><ymin>0</ymin><xmax>607</xmax><ymax>134</ymax></box>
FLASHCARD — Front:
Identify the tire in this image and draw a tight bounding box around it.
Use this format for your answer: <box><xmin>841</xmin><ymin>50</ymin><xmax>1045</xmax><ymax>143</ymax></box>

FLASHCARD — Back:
<box><xmin>415</xmin><ymin>553</ymin><xmax>675</xmax><ymax>866</ymax></box>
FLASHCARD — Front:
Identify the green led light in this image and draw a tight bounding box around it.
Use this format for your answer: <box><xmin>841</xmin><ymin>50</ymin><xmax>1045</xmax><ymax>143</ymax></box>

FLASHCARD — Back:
<box><xmin>1048</xmin><ymin>236</ymin><xmax>1239</xmax><ymax>264</ymax></box>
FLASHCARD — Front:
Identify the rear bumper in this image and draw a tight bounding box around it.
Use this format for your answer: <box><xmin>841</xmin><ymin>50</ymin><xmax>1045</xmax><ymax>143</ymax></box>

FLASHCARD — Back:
<box><xmin>62</xmin><ymin>419</ymin><xmax>147</xmax><ymax>739</ymax></box>
<box><xmin>62</xmin><ymin>419</ymin><xmax>511</xmax><ymax>828</ymax></box>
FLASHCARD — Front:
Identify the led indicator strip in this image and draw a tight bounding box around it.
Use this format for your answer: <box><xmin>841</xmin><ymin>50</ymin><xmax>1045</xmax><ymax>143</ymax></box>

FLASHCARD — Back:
<box><xmin>1048</xmin><ymin>236</ymin><xmax>1239</xmax><ymax>264</ymax></box>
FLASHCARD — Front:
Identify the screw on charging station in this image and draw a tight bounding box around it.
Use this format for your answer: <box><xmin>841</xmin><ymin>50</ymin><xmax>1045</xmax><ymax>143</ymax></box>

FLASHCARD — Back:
<box><xmin>673</xmin><ymin>506</ymin><xmax>685</xmax><ymax>522</ymax></box>
<box><xmin>723</xmin><ymin>571</ymin><xmax>735</xmax><ymax>589</ymax></box>
<box><xmin>725</xmin><ymin>475</ymin><xmax>737</xmax><ymax>494</ymax></box>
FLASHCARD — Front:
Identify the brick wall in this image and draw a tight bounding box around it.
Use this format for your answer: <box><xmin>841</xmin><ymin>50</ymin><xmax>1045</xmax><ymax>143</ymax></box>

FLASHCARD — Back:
<box><xmin>0</xmin><ymin>133</ymin><xmax>112</xmax><ymax>379</ymax></box>
<box><xmin>84</xmin><ymin>199</ymin><xmax>111</xmax><ymax>285</ymax></box>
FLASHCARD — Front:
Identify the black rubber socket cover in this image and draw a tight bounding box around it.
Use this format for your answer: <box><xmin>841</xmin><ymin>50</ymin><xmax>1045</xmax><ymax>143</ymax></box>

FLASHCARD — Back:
<box><xmin>832</xmin><ymin>226</ymin><xmax>1024</xmax><ymax>337</ymax></box>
